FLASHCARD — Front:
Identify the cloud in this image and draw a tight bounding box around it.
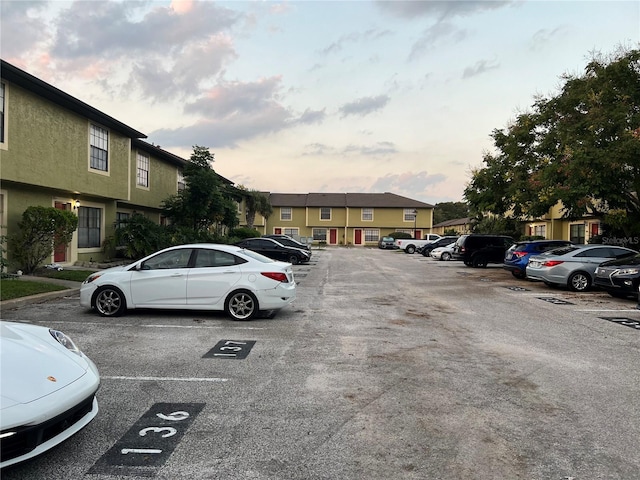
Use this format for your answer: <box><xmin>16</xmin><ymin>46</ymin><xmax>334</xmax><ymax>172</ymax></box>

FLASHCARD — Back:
<box><xmin>320</xmin><ymin>28</ymin><xmax>393</xmax><ymax>56</ymax></box>
<box><xmin>462</xmin><ymin>59</ymin><xmax>500</xmax><ymax>79</ymax></box>
<box><xmin>409</xmin><ymin>22</ymin><xmax>468</xmax><ymax>61</ymax></box>
<box><xmin>370</xmin><ymin>171</ymin><xmax>447</xmax><ymax>197</ymax></box>
<box><xmin>0</xmin><ymin>1</ymin><xmax>51</xmax><ymax>59</ymax></box>
<box><xmin>342</xmin><ymin>142</ymin><xmax>398</xmax><ymax>156</ymax></box>
<box><xmin>152</xmin><ymin>76</ymin><xmax>293</xmax><ymax>147</ymax></box>
<box><xmin>375</xmin><ymin>0</ymin><xmax>513</xmax><ymax>21</ymax></box>
<box><xmin>339</xmin><ymin>95</ymin><xmax>390</xmax><ymax>117</ymax></box>
<box><xmin>530</xmin><ymin>26</ymin><xmax>570</xmax><ymax>51</ymax></box>
<box><xmin>296</xmin><ymin>108</ymin><xmax>327</xmax><ymax>125</ymax></box>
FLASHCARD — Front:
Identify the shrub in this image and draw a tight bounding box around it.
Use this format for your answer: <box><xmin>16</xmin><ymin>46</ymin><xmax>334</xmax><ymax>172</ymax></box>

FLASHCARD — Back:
<box><xmin>11</xmin><ymin>206</ymin><xmax>78</xmax><ymax>274</ymax></box>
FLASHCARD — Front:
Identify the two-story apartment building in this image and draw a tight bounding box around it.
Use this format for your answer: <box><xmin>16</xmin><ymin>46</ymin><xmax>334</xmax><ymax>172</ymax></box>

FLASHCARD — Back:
<box><xmin>0</xmin><ymin>60</ymin><xmax>192</xmax><ymax>266</ymax></box>
<box><xmin>261</xmin><ymin>192</ymin><xmax>435</xmax><ymax>246</ymax></box>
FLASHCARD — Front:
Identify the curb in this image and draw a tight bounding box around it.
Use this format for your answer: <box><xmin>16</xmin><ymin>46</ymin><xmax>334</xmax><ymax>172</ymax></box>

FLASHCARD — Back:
<box><xmin>1</xmin><ymin>287</ymin><xmax>80</xmax><ymax>310</ymax></box>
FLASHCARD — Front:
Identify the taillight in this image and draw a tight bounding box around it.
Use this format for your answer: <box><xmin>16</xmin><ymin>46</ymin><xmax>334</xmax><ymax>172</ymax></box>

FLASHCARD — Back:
<box><xmin>543</xmin><ymin>260</ymin><xmax>564</xmax><ymax>267</ymax></box>
<box><xmin>261</xmin><ymin>272</ymin><xmax>289</xmax><ymax>283</ymax></box>
<box><xmin>513</xmin><ymin>251</ymin><xmax>528</xmax><ymax>258</ymax></box>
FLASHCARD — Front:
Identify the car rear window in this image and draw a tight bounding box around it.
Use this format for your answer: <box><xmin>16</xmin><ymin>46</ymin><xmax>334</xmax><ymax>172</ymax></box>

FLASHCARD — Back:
<box><xmin>548</xmin><ymin>246</ymin><xmax>579</xmax><ymax>256</ymax></box>
<box><xmin>239</xmin><ymin>249</ymin><xmax>277</xmax><ymax>263</ymax></box>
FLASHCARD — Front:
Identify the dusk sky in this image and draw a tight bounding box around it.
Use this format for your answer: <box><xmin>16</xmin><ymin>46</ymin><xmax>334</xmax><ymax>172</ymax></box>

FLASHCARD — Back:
<box><xmin>2</xmin><ymin>1</ymin><xmax>638</xmax><ymax>204</ymax></box>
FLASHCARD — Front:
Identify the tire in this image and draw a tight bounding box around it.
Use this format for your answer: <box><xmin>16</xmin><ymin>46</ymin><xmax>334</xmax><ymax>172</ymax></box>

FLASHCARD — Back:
<box><xmin>568</xmin><ymin>271</ymin><xmax>591</xmax><ymax>292</ymax></box>
<box><xmin>511</xmin><ymin>270</ymin><xmax>526</xmax><ymax>279</ymax></box>
<box><xmin>405</xmin><ymin>245</ymin><xmax>416</xmax><ymax>254</ymax></box>
<box><xmin>441</xmin><ymin>252</ymin><xmax>452</xmax><ymax>261</ymax></box>
<box><xmin>288</xmin><ymin>254</ymin><xmax>299</xmax><ymax>265</ymax></box>
<box><xmin>93</xmin><ymin>286</ymin><xmax>126</xmax><ymax>317</ymax></box>
<box><xmin>422</xmin><ymin>249</ymin><xmax>431</xmax><ymax>257</ymax></box>
<box><xmin>225</xmin><ymin>290</ymin><xmax>258</xmax><ymax>321</ymax></box>
<box><xmin>472</xmin><ymin>255</ymin><xmax>487</xmax><ymax>268</ymax></box>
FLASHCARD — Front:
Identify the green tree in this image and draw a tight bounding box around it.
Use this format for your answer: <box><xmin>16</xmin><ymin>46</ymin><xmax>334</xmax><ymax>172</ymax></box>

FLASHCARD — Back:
<box><xmin>112</xmin><ymin>213</ymin><xmax>169</xmax><ymax>259</ymax></box>
<box><xmin>162</xmin><ymin>146</ymin><xmax>239</xmax><ymax>233</ymax></box>
<box><xmin>10</xmin><ymin>206</ymin><xmax>78</xmax><ymax>274</ymax></box>
<box><xmin>433</xmin><ymin>202</ymin><xmax>470</xmax><ymax>224</ymax></box>
<box><xmin>237</xmin><ymin>186</ymin><xmax>273</xmax><ymax>229</ymax></box>
<box><xmin>465</xmin><ymin>47</ymin><xmax>640</xmax><ymax>234</ymax></box>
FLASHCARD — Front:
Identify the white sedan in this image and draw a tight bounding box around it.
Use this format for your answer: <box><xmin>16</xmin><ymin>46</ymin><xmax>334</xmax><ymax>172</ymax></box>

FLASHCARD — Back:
<box><xmin>430</xmin><ymin>245</ymin><xmax>455</xmax><ymax>261</ymax></box>
<box><xmin>0</xmin><ymin>321</ymin><xmax>100</xmax><ymax>469</ymax></box>
<box><xmin>80</xmin><ymin>244</ymin><xmax>297</xmax><ymax>321</ymax></box>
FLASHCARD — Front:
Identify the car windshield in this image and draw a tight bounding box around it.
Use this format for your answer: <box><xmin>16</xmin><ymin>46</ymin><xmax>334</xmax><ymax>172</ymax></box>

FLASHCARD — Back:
<box><xmin>238</xmin><ymin>249</ymin><xmax>277</xmax><ymax>263</ymax></box>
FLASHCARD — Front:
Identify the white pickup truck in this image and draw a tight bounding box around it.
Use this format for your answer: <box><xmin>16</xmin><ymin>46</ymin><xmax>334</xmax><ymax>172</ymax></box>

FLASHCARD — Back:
<box><xmin>394</xmin><ymin>234</ymin><xmax>441</xmax><ymax>254</ymax></box>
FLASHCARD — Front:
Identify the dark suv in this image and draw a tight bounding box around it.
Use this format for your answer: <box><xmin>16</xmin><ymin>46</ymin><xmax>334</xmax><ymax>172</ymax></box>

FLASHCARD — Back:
<box><xmin>453</xmin><ymin>234</ymin><xmax>515</xmax><ymax>267</ymax></box>
<box><xmin>503</xmin><ymin>240</ymin><xmax>573</xmax><ymax>278</ymax></box>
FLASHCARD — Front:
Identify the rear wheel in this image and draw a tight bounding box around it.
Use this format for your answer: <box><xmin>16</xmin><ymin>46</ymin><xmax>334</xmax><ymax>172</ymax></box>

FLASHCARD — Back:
<box><xmin>288</xmin><ymin>254</ymin><xmax>299</xmax><ymax>265</ymax></box>
<box><xmin>225</xmin><ymin>290</ymin><xmax>258</xmax><ymax>320</ymax></box>
<box><xmin>511</xmin><ymin>270</ymin><xmax>526</xmax><ymax>279</ymax></box>
<box><xmin>94</xmin><ymin>287</ymin><xmax>126</xmax><ymax>317</ymax></box>
<box><xmin>405</xmin><ymin>245</ymin><xmax>416</xmax><ymax>254</ymax></box>
<box><xmin>568</xmin><ymin>271</ymin><xmax>591</xmax><ymax>292</ymax></box>
<box><xmin>441</xmin><ymin>252</ymin><xmax>452</xmax><ymax>261</ymax></box>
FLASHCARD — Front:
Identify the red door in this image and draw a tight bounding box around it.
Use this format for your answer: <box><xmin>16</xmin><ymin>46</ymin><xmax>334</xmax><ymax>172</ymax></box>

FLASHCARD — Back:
<box><xmin>329</xmin><ymin>229</ymin><xmax>337</xmax><ymax>245</ymax></box>
<box><xmin>274</xmin><ymin>227</ymin><xmax>282</xmax><ymax>234</ymax></box>
<box><xmin>354</xmin><ymin>229</ymin><xmax>362</xmax><ymax>245</ymax></box>
<box><xmin>54</xmin><ymin>202</ymin><xmax>68</xmax><ymax>262</ymax></box>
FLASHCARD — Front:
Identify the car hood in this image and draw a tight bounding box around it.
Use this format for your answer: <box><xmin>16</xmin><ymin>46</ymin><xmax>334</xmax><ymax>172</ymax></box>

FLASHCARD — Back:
<box><xmin>599</xmin><ymin>253</ymin><xmax>640</xmax><ymax>267</ymax></box>
<box><xmin>0</xmin><ymin>323</ymin><xmax>89</xmax><ymax>408</ymax></box>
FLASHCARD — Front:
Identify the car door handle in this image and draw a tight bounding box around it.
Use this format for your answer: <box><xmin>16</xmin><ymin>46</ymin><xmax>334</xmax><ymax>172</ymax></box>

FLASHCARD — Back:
<box><xmin>223</xmin><ymin>270</ymin><xmax>236</xmax><ymax>274</ymax></box>
<box><xmin>170</xmin><ymin>273</ymin><xmax>184</xmax><ymax>277</ymax></box>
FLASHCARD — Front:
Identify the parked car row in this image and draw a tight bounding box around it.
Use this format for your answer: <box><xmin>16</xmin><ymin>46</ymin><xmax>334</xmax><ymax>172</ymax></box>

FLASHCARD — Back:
<box><xmin>413</xmin><ymin>234</ymin><xmax>640</xmax><ymax>298</ymax></box>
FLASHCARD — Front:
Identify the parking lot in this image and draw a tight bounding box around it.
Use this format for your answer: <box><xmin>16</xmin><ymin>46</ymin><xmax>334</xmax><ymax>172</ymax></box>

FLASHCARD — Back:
<box><xmin>2</xmin><ymin>247</ymin><xmax>639</xmax><ymax>479</ymax></box>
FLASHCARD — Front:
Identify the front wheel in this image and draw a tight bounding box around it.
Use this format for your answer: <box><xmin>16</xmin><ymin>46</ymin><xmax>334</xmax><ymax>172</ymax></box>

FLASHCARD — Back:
<box><xmin>568</xmin><ymin>271</ymin><xmax>591</xmax><ymax>292</ymax></box>
<box><xmin>94</xmin><ymin>287</ymin><xmax>126</xmax><ymax>317</ymax></box>
<box><xmin>225</xmin><ymin>290</ymin><xmax>258</xmax><ymax>320</ymax></box>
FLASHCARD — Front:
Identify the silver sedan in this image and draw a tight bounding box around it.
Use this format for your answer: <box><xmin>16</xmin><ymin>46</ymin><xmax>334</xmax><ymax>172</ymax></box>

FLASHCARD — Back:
<box><xmin>526</xmin><ymin>244</ymin><xmax>637</xmax><ymax>292</ymax></box>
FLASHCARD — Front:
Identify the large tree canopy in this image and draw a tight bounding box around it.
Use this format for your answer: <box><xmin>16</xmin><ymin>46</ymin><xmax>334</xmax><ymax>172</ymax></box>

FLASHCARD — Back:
<box><xmin>465</xmin><ymin>48</ymin><xmax>640</xmax><ymax>234</ymax></box>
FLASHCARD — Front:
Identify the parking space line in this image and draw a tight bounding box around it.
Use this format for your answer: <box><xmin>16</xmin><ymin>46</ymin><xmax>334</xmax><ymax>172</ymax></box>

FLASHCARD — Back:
<box><xmin>102</xmin><ymin>376</ymin><xmax>228</xmax><ymax>382</ymax></box>
<box><xmin>576</xmin><ymin>309</ymin><xmax>639</xmax><ymax>313</ymax></box>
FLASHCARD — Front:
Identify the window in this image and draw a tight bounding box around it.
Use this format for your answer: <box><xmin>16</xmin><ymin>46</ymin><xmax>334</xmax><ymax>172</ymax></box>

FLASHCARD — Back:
<box><xmin>136</xmin><ymin>152</ymin><xmax>150</xmax><ymax>187</ymax></box>
<box><xmin>283</xmin><ymin>228</ymin><xmax>299</xmax><ymax>237</ymax></box>
<box><xmin>280</xmin><ymin>207</ymin><xmax>292</xmax><ymax>221</ymax></box>
<box><xmin>142</xmin><ymin>248</ymin><xmax>193</xmax><ymax>270</ymax></box>
<box><xmin>404</xmin><ymin>209</ymin><xmax>417</xmax><ymax>222</ymax></box>
<box><xmin>320</xmin><ymin>207</ymin><xmax>331</xmax><ymax>220</ymax></box>
<box><xmin>533</xmin><ymin>225</ymin><xmax>546</xmax><ymax>238</ymax></box>
<box><xmin>362</xmin><ymin>208</ymin><xmax>373</xmax><ymax>221</ymax></box>
<box><xmin>115</xmin><ymin>212</ymin><xmax>130</xmax><ymax>246</ymax></box>
<box><xmin>570</xmin><ymin>224</ymin><xmax>585</xmax><ymax>244</ymax></box>
<box><xmin>78</xmin><ymin>206</ymin><xmax>101</xmax><ymax>248</ymax></box>
<box><xmin>0</xmin><ymin>82</ymin><xmax>5</xmax><ymax>144</ymax></box>
<box><xmin>194</xmin><ymin>249</ymin><xmax>242</xmax><ymax>268</ymax></box>
<box><xmin>364</xmin><ymin>229</ymin><xmax>379</xmax><ymax>242</ymax></box>
<box><xmin>177</xmin><ymin>170</ymin><xmax>185</xmax><ymax>192</ymax></box>
<box><xmin>90</xmin><ymin>124</ymin><xmax>109</xmax><ymax>171</ymax></box>
<box><xmin>313</xmin><ymin>228</ymin><xmax>327</xmax><ymax>241</ymax></box>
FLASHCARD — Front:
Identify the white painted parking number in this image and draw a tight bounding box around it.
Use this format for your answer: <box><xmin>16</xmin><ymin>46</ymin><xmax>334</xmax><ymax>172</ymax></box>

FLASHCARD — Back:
<box><xmin>120</xmin><ymin>411</ymin><xmax>189</xmax><ymax>455</ymax></box>
<box><xmin>215</xmin><ymin>340</ymin><xmax>248</xmax><ymax>357</ymax></box>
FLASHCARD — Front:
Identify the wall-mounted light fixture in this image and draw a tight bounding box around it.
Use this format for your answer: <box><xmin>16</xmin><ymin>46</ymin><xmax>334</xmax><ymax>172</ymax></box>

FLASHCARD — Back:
<box><xmin>74</xmin><ymin>200</ymin><xmax>80</xmax><ymax>210</ymax></box>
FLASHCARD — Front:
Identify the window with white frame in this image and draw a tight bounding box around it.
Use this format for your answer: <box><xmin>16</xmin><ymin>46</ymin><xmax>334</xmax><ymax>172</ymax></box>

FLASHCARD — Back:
<box><xmin>533</xmin><ymin>225</ymin><xmax>546</xmax><ymax>238</ymax></box>
<box><xmin>362</xmin><ymin>208</ymin><xmax>373</xmax><ymax>221</ymax></box>
<box><xmin>90</xmin><ymin>124</ymin><xmax>109</xmax><ymax>171</ymax></box>
<box><xmin>177</xmin><ymin>170</ymin><xmax>185</xmax><ymax>192</ymax></box>
<box><xmin>78</xmin><ymin>206</ymin><xmax>102</xmax><ymax>248</ymax></box>
<box><xmin>364</xmin><ymin>229</ymin><xmax>379</xmax><ymax>242</ymax></box>
<box><xmin>136</xmin><ymin>152</ymin><xmax>150</xmax><ymax>187</ymax></box>
<box><xmin>283</xmin><ymin>228</ymin><xmax>299</xmax><ymax>237</ymax></box>
<box><xmin>280</xmin><ymin>207</ymin><xmax>292</xmax><ymax>221</ymax></box>
<box><xmin>313</xmin><ymin>228</ymin><xmax>327</xmax><ymax>241</ymax></box>
<box><xmin>404</xmin><ymin>208</ymin><xmax>417</xmax><ymax>222</ymax></box>
<box><xmin>320</xmin><ymin>207</ymin><xmax>331</xmax><ymax>220</ymax></box>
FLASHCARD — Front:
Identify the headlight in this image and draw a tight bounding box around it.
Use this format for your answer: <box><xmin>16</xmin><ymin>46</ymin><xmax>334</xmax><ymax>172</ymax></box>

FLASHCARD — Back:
<box><xmin>615</xmin><ymin>268</ymin><xmax>639</xmax><ymax>276</ymax></box>
<box><xmin>84</xmin><ymin>272</ymin><xmax>103</xmax><ymax>284</ymax></box>
<box><xmin>49</xmin><ymin>329</ymin><xmax>82</xmax><ymax>356</ymax></box>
